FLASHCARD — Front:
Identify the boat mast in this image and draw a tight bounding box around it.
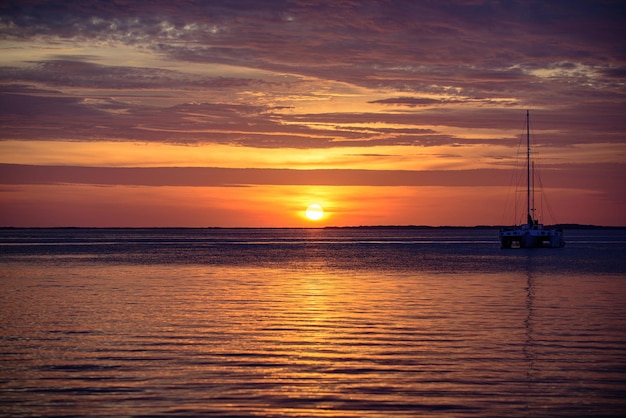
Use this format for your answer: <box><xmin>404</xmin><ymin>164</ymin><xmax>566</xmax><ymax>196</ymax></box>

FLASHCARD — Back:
<box><xmin>530</xmin><ymin>161</ymin><xmax>539</xmax><ymax>225</ymax></box>
<box><xmin>526</xmin><ymin>109</ymin><xmax>531</xmax><ymax>226</ymax></box>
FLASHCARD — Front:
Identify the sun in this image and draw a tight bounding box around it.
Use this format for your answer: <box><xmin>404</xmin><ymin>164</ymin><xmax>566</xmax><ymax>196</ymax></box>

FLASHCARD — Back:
<box><xmin>305</xmin><ymin>204</ymin><xmax>324</xmax><ymax>221</ymax></box>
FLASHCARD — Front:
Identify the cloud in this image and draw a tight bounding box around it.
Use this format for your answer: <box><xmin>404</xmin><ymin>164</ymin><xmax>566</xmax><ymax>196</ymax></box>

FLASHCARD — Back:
<box><xmin>1</xmin><ymin>1</ymin><xmax>624</xmax><ymax>149</ymax></box>
<box><xmin>0</xmin><ymin>86</ymin><xmax>469</xmax><ymax>148</ymax></box>
<box><xmin>368</xmin><ymin>97</ymin><xmax>519</xmax><ymax>107</ymax></box>
<box><xmin>0</xmin><ymin>59</ymin><xmax>260</xmax><ymax>90</ymax></box>
<box><xmin>1</xmin><ymin>163</ymin><xmax>622</xmax><ymax>193</ymax></box>
<box><xmin>3</xmin><ymin>1</ymin><xmax>623</xmax><ymax>69</ymax></box>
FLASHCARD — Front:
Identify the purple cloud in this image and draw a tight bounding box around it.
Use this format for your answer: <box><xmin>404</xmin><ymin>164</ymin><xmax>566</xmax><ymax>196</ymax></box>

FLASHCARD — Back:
<box><xmin>2</xmin><ymin>162</ymin><xmax>622</xmax><ymax>191</ymax></box>
<box><xmin>0</xmin><ymin>1</ymin><xmax>624</xmax><ymax>150</ymax></box>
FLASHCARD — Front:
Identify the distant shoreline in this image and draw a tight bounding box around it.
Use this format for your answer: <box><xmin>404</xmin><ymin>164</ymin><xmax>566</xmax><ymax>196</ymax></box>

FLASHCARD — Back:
<box><xmin>1</xmin><ymin>224</ymin><xmax>625</xmax><ymax>230</ymax></box>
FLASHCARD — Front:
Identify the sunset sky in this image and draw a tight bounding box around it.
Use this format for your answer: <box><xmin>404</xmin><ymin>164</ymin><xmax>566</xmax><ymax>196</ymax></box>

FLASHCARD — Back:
<box><xmin>1</xmin><ymin>0</ymin><xmax>624</xmax><ymax>227</ymax></box>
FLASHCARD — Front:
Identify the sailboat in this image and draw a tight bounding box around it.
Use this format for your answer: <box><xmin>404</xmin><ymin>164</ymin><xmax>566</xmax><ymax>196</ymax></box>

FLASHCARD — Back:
<box><xmin>499</xmin><ymin>110</ymin><xmax>565</xmax><ymax>249</ymax></box>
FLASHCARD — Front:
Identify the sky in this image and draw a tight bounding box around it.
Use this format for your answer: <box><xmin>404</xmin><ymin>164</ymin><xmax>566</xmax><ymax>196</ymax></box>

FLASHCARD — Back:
<box><xmin>0</xmin><ymin>0</ymin><xmax>624</xmax><ymax>227</ymax></box>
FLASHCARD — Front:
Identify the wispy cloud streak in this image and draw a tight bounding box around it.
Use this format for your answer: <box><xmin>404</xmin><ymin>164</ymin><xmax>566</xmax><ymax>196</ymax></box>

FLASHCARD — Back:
<box><xmin>2</xmin><ymin>163</ymin><xmax>622</xmax><ymax>194</ymax></box>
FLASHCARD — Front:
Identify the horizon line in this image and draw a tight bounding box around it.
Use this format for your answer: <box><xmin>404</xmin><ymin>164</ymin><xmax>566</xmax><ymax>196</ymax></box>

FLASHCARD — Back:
<box><xmin>1</xmin><ymin>224</ymin><xmax>624</xmax><ymax>230</ymax></box>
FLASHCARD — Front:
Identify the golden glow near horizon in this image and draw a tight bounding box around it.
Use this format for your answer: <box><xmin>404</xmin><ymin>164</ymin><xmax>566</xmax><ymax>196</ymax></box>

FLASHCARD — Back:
<box><xmin>8</xmin><ymin>140</ymin><xmax>622</xmax><ymax>171</ymax></box>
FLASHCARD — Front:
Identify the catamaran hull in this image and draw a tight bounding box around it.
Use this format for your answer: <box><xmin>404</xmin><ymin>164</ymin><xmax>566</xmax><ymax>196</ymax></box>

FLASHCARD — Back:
<box><xmin>500</xmin><ymin>229</ymin><xmax>565</xmax><ymax>249</ymax></box>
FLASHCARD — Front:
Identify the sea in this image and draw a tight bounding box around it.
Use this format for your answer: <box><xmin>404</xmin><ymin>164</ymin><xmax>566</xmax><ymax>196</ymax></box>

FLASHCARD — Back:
<box><xmin>1</xmin><ymin>227</ymin><xmax>625</xmax><ymax>417</ymax></box>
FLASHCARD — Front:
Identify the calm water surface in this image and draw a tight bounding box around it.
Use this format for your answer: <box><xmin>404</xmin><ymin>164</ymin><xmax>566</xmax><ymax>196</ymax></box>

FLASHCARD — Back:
<box><xmin>1</xmin><ymin>228</ymin><xmax>625</xmax><ymax>417</ymax></box>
